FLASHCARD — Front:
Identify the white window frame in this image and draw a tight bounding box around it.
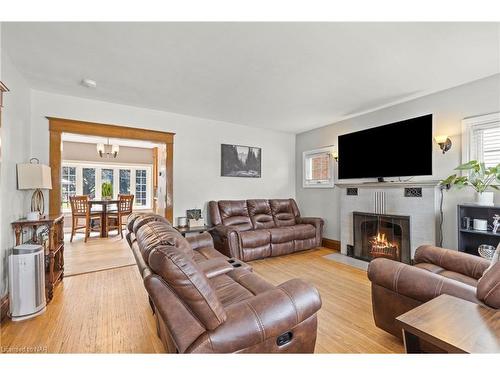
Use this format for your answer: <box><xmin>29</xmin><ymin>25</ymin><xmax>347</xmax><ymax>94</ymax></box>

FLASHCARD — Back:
<box><xmin>61</xmin><ymin>160</ymin><xmax>153</xmax><ymax>212</ymax></box>
<box><xmin>462</xmin><ymin>112</ymin><xmax>500</xmax><ymax>165</ymax></box>
<box><xmin>302</xmin><ymin>146</ymin><xmax>335</xmax><ymax>188</ymax></box>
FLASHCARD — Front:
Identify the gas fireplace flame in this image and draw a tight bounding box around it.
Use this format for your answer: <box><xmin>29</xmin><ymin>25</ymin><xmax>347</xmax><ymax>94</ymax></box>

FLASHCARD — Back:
<box><xmin>369</xmin><ymin>232</ymin><xmax>399</xmax><ymax>259</ymax></box>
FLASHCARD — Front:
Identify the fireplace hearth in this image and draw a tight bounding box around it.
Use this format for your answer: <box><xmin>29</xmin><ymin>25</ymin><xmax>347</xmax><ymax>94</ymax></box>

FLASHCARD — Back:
<box><xmin>352</xmin><ymin>211</ymin><xmax>411</xmax><ymax>264</ymax></box>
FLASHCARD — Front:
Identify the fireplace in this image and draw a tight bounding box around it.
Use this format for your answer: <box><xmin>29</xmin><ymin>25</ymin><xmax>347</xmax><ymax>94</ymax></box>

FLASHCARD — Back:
<box><xmin>352</xmin><ymin>211</ymin><xmax>411</xmax><ymax>264</ymax></box>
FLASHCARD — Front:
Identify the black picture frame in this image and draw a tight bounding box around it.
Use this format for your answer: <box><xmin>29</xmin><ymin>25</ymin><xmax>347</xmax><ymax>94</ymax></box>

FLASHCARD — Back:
<box><xmin>221</xmin><ymin>144</ymin><xmax>262</xmax><ymax>178</ymax></box>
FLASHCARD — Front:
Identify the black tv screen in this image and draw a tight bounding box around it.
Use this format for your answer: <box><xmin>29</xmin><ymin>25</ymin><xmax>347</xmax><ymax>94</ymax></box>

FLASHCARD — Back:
<box><xmin>338</xmin><ymin>114</ymin><xmax>433</xmax><ymax>179</ymax></box>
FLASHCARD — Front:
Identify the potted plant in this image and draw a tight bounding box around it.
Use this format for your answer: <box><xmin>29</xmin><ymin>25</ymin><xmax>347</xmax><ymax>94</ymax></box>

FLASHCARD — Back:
<box><xmin>102</xmin><ymin>182</ymin><xmax>113</xmax><ymax>200</ymax></box>
<box><xmin>441</xmin><ymin>160</ymin><xmax>500</xmax><ymax>206</ymax></box>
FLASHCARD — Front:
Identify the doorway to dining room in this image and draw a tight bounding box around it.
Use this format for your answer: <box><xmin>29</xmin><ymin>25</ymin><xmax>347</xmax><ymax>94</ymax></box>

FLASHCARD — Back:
<box><xmin>47</xmin><ymin>117</ymin><xmax>174</xmax><ymax>276</ymax></box>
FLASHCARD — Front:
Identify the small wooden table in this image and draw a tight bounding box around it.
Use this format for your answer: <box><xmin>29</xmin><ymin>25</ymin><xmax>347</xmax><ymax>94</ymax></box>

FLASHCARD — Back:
<box><xmin>396</xmin><ymin>294</ymin><xmax>500</xmax><ymax>353</ymax></box>
<box><xmin>12</xmin><ymin>214</ymin><xmax>65</xmax><ymax>302</ymax></box>
<box><xmin>174</xmin><ymin>225</ymin><xmax>213</xmax><ymax>237</ymax></box>
<box><xmin>88</xmin><ymin>199</ymin><xmax>119</xmax><ymax>237</ymax></box>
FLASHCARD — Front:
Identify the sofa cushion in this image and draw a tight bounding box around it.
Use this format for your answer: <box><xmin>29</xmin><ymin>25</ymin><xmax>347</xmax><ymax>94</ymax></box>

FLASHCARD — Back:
<box><xmin>240</xmin><ymin>229</ymin><xmax>271</xmax><ymax>248</ymax></box>
<box><xmin>292</xmin><ymin>224</ymin><xmax>316</xmax><ymax>240</ymax></box>
<box><xmin>148</xmin><ymin>244</ymin><xmax>227</xmax><ymax>330</ymax></box>
<box><xmin>269</xmin><ymin>227</ymin><xmax>295</xmax><ymax>243</ymax></box>
<box><xmin>209</xmin><ymin>273</ymin><xmax>255</xmax><ymax>307</ymax></box>
<box><xmin>414</xmin><ymin>263</ymin><xmax>478</xmax><ymax>287</ymax></box>
<box><xmin>218</xmin><ymin>200</ymin><xmax>253</xmax><ymax>231</ymax></box>
<box><xmin>247</xmin><ymin>199</ymin><xmax>275</xmax><ymax>229</ymax></box>
<box><xmin>270</xmin><ymin>199</ymin><xmax>297</xmax><ymax>227</ymax></box>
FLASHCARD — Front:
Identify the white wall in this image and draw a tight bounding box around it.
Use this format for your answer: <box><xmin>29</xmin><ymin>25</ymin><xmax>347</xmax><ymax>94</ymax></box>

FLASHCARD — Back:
<box><xmin>30</xmin><ymin>90</ymin><xmax>296</xmax><ymax>224</ymax></box>
<box><xmin>0</xmin><ymin>53</ymin><xmax>31</xmax><ymax>298</ymax></box>
<box><xmin>62</xmin><ymin>141</ymin><xmax>153</xmax><ymax>164</ymax></box>
<box><xmin>296</xmin><ymin>74</ymin><xmax>500</xmax><ymax>249</ymax></box>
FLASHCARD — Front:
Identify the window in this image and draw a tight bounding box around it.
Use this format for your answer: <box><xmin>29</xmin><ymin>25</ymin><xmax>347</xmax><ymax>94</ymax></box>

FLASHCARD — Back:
<box><xmin>61</xmin><ymin>166</ymin><xmax>77</xmax><ymax>208</ymax></box>
<box><xmin>303</xmin><ymin>147</ymin><xmax>335</xmax><ymax>188</ymax></box>
<box><xmin>463</xmin><ymin>113</ymin><xmax>500</xmax><ymax>167</ymax></box>
<box><xmin>82</xmin><ymin>168</ymin><xmax>96</xmax><ymax>199</ymax></box>
<box><xmin>119</xmin><ymin>169</ymin><xmax>131</xmax><ymax>194</ymax></box>
<box><xmin>61</xmin><ymin>161</ymin><xmax>153</xmax><ymax>211</ymax></box>
<box><xmin>136</xmin><ymin>169</ymin><xmax>147</xmax><ymax>206</ymax></box>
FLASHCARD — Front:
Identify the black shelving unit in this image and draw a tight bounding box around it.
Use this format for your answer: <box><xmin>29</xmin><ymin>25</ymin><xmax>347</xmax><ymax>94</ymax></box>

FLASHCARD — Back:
<box><xmin>457</xmin><ymin>204</ymin><xmax>500</xmax><ymax>256</ymax></box>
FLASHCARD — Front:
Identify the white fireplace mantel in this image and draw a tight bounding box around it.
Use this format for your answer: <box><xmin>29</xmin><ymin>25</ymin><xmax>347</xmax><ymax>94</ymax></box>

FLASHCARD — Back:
<box><xmin>339</xmin><ymin>183</ymin><xmax>439</xmax><ymax>259</ymax></box>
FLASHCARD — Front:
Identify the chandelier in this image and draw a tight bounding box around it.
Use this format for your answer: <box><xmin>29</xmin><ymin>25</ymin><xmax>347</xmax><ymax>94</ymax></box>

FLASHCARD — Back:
<box><xmin>97</xmin><ymin>138</ymin><xmax>119</xmax><ymax>158</ymax></box>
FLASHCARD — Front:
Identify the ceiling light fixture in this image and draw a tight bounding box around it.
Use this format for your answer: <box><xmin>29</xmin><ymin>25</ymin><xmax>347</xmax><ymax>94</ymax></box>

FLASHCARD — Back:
<box><xmin>97</xmin><ymin>138</ymin><xmax>119</xmax><ymax>158</ymax></box>
<box><xmin>81</xmin><ymin>78</ymin><xmax>97</xmax><ymax>88</ymax></box>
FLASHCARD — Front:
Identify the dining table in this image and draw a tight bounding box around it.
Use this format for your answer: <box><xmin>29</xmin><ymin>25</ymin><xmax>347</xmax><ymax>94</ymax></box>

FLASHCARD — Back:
<box><xmin>88</xmin><ymin>199</ymin><xmax>119</xmax><ymax>238</ymax></box>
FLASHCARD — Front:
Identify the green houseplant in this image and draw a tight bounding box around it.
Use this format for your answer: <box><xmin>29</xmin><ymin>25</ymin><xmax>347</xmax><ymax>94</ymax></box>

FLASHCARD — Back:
<box><xmin>441</xmin><ymin>160</ymin><xmax>500</xmax><ymax>206</ymax></box>
<box><xmin>101</xmin><ymin>182</ymin><xmax>113</xmax><ymax>200</ymax></box>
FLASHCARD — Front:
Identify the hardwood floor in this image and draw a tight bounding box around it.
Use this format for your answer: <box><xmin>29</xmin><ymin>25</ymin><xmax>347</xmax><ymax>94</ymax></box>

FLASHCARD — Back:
<box><xmin>251</xmin><ymin>248</ymin><xmax>403</xmax><ymax>353</ymax></box>
<box><xmin>64</xmin><ymin>232</ymin><xmax>135</xmax><ymax>276</ymax></box>
<box><xmin>0</xmin><ymin>248</ymin><xmax>403</xmax><ymax>354</ymax></box>
<box><xmin>1</xmin><ymin>266</ymin><xmax>164</xmax><ymax>353</ymax></box>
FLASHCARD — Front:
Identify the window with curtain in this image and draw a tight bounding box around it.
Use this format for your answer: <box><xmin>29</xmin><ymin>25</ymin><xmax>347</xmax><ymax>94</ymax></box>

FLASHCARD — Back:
<box><xmin>303</xmin><ymin>147</ymin><xmax>335</xmax><ymax>188</ymax></box>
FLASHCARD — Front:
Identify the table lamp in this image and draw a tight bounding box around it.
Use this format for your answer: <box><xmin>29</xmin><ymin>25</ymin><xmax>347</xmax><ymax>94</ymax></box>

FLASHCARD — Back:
<box><xmin>17</xmin><ymin>158</ymin><xmax>52</xmax><ymax>219</ymax></box>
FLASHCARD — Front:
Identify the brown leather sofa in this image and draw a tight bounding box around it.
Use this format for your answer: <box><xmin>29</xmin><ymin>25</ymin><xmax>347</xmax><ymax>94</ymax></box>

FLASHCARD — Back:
<box><xmin>127</xmin><ymin>213</ymin><xmax>322</xmax><ymax>353</ymax></box>
<box><xmin>368</xmin><ymin>245</ymin><xmax>500</xmax><ymax>339</ymax></box>
<box><xmin>208</xmin><ymin>199</ymin><xmax>324</xmax><ymax>261</ymax></box>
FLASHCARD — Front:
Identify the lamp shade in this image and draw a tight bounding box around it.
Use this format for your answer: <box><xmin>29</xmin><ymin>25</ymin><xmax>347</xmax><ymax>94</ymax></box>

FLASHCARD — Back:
<box><xmin>17</xmin><ymin>163</ymin><xmax>52</xmax><ymax>190</ymax></box>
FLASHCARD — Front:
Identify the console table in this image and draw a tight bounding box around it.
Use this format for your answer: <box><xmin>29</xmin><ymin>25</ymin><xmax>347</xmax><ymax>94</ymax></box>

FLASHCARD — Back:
<box><xmin>396</xmin><ymin>294</ymin><xmax>500</xmax><ymax>353</ymax></box>
<box><xmin>11</xmin><ymin>214</ymin><xmax>65</xmax><ymax>302</ymax></box>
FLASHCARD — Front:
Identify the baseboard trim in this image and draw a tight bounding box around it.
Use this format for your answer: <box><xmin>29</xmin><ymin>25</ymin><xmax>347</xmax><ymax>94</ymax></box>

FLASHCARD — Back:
<box><xmin>1</xmin><ymin>294</ymin><xmax>9</xmax><ymax>322</ymax></box>
<box><xmin>322</xmin><ymin>238</ymin><xmax>340</xmax><ymax>251</ymax></box>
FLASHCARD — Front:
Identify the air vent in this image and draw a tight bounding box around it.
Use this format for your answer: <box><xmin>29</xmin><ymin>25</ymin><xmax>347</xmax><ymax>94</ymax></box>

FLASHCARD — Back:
<box><xmin>347</xmin><ymin>188</ymin><xmax>358</xmax><ymax>196</ymax></box>
<box><xmin>404</xmin><ymin>187</ymin><xmax>422</xmax><ymax>197</ymax></box>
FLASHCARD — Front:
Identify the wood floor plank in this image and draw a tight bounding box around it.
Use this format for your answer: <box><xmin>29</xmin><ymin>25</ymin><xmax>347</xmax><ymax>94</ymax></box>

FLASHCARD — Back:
<box><xmin>1</xmin><ymin>247</ymin><xmax>403</xmax><ymax>353</ymax></box>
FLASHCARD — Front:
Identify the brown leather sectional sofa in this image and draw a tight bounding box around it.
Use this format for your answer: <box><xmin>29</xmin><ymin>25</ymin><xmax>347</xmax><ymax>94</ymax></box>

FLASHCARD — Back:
<box><xmin>368</xmin><ymin>245</ymin><xmax>500</xmax><ymax>339</ymax></box>
<box><xmin>126</xmin><ymin>213</ymin><xmax>322</xmax><ymax>353</ymax></box>
<box><xmin>208</xmin><ymin>199</ymin><xmax>324</xmax><ymax>261</ymax></box>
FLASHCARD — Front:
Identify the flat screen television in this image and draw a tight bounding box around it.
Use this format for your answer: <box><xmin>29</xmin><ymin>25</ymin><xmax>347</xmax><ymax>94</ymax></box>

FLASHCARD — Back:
<box><xmin>338</xmin><ymin>114</ymin><xmax>433</xmax><ymax>179</ymax></box>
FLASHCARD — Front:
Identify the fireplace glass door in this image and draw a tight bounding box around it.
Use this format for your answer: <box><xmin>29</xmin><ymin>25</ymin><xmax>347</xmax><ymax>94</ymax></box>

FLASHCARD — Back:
<box><xmin>353</xmin><ymin>212</ymin><xmax>411</xmax><ymax>264</ymax></box>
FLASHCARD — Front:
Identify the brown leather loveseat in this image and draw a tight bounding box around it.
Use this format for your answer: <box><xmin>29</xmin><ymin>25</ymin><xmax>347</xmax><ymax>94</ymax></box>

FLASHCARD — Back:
<box><xmin>368</xmin><ymin>245</ymin><xmax>500</xmax><ymax>339</ymax></box>
<box><xmin>127</xmin><ymin>213</ymin><xmax>322</xmax><ymax>353</ymax></box>
<box><xmin>208</xmin><ymin>199</ymin><xmax>324</xmax><ymax>261</ymax></box>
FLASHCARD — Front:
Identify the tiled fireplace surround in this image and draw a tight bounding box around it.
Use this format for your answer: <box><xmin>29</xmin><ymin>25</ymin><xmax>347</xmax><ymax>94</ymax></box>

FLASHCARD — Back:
<box><xmin>339</xmin><ymin>182</ymin><xmax>439</xmax><ymax>261</ymax></box>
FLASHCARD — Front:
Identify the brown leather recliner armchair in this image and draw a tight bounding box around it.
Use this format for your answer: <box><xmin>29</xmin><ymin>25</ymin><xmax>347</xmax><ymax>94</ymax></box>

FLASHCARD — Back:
<box><xmin>368</xmin><ymin>245</ymin><xmax>500</xmax><ymax>339</ymax></box>
<box><xmin>208</xmin><ymin>198</ymin><xmax>324</xmax><ymax>261</ymax></box>
<box><xmin>126</xmin><ymin>213</ymin><xmax>322</xmax><ymax>353</ymax></box>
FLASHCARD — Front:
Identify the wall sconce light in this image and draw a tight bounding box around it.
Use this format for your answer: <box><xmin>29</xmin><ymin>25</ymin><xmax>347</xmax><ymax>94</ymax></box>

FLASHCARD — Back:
<box><xmin>434</xmin><ymin>135</ymin><xmax>452</xmax><ymax>154</ymax></box>
<box><xmin>331</xmin><ymin>150</ymin><xmax>339</xmax><ymax>162</ymax></box>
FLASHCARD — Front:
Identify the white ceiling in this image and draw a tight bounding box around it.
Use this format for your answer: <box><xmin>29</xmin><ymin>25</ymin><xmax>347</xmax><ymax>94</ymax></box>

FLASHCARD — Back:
<box><xmin>3</xmin><ymin>22</ymin><xmax>500</xmax><ymax>133</ymax></box>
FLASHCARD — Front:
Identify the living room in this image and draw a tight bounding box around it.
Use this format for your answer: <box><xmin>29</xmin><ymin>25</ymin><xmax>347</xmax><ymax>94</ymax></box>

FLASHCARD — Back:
<box><xmin>1</xmin><ymin>1</ymin><xmax>499</xmax><ymax>373</ymax></box>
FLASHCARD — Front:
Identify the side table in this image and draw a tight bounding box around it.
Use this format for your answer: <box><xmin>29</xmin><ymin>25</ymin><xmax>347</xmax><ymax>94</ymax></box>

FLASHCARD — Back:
<box><xmin>174</xmin><ymin>225</ymin><xmax>213</xmax><ymax>237</ymax></box>
<box><xmin>11</xmin><ymin>214</ymin><xmax>65</xmax><ymax>302</ymax></box>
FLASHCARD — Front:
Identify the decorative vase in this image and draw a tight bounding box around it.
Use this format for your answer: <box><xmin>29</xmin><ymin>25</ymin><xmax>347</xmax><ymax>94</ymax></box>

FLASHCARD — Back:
<box><xmin>476</xmin><ymin>191</ymin><xmax>494</xmax><ymax>206</ymax></box>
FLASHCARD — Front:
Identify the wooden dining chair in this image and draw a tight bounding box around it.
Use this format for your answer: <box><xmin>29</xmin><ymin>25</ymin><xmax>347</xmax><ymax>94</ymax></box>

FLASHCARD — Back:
<box><xmin>69</xmin><ymin>195</ymin><xmax>102</xmax><ymax>243</ymax></box>
<box><xmin>107</xmin><ymin>194</ymin><xmax>134</xmax><ymax>238</ymax></box>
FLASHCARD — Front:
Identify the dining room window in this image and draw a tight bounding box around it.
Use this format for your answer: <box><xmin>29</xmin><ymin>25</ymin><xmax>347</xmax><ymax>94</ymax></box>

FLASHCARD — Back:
<box><xmin>61</xmin><ymin>161</ymin><xmax>153</xmax><ymax>211</ymax></box>
<box><xmin>61</xmin><ymin>166</ymin><xmax>77</xmax><ymax>209</ymax></box>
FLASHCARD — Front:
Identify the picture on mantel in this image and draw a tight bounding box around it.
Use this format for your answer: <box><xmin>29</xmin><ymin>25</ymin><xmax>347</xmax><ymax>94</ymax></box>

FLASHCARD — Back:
<box><xmin>221</xmin><ymin>144</ymin><xmax>261</xmax><ymax>178</ymax></box>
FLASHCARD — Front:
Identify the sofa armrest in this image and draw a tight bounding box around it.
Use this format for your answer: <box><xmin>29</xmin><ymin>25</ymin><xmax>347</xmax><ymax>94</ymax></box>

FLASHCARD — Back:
<box><xmin>296</xmin><ymin>217</ymin><xmax>324</xmax><ymax>247</ymax></box>
<box><xmin>414</xmin><ymin>245</ymin><xmax>490</xmax><ymax>280</ymax></box>
<box><xmin>209</xmin><ymin>225</ymin><xmax>242</xmax><ymax>258</ymax></box>
<box><xmin>197</xmin><ymin>258</ymin><xmax>234</xmax><ymax>279</ymax></box>
<box><xmin>477</xmin><ymin>262</ymin><xmax>500</xmax><ymax>309</ymax></box>
<box><xmin>186</xmin><ymin>232</ymin><xmax>214</xmax><ymax>251</ymax></box>
<box><xmin>368</xmin><ymin>258</ymin><xmax>480</xmax><ymax>305</ymax></box>
<box><xmin>201</xmin><ymin>279</ymin><xmax>322</xmax><ymax>353</ymax></box>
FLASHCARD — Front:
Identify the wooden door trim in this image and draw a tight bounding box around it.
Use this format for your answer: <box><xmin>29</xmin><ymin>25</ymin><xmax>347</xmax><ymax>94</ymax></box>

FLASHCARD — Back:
<box><xmin>48</xmin><ymin>117</ymin><xmax>174</xmax><ymax>222</ymax></box>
